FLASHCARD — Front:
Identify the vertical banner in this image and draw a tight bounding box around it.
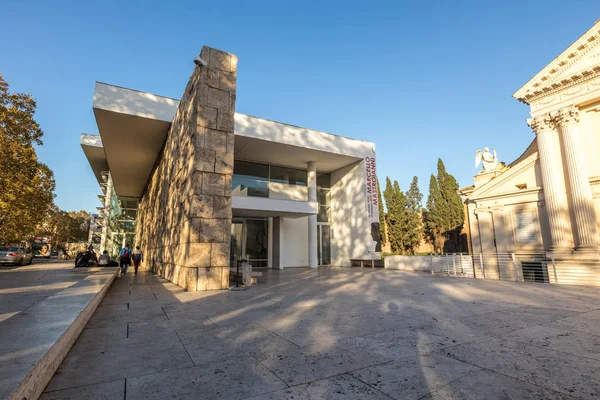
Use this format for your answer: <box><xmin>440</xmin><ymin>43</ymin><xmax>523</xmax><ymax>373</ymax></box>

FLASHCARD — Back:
<box><xmin>364</xmin><ymin>156</ymin><xmax>379</xmax><ymax>223</ymax></box>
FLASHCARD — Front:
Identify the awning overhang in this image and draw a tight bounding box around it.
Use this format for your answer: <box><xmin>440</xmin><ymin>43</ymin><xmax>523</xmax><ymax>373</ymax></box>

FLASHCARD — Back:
<box><xmin>91</xmin><ymin>82</ymin><xmax>375</xmax><ymax>198</ymax></box>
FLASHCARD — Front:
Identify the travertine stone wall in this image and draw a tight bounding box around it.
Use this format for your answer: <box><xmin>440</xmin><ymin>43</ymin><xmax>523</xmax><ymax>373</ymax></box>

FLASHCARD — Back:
<box><xmin>135</xmin><ymin>46</ymin><xmax>237</xmax><ymax>291</ymax></box>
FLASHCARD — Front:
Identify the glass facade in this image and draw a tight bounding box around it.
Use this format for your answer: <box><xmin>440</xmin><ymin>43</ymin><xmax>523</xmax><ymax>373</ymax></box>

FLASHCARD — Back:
<box><xmin>232</xmin><ymin>161</ymin><xmax>309</xmax><ymax>198</ymax></box>
<box><xmin>230</xmin><ymin>217</ymin><xmax>269</xmax><ymax>268</ymax></box>
<box><xmin>317</xmin><ymin>173</ymin><xmax>331</xmax><ymax>223</ymax></box>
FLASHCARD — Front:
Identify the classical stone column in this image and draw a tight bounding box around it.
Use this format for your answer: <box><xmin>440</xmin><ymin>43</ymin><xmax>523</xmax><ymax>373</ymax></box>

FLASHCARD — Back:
<box><xmin>528</xmin><ymin>115</ymin><xmax>573</xmax><ymax>250</ymax></box>
<box><xmin>307</xmin><ymin>161</ymin><xmax>318</xmax><ymax>269</ymax></box>
<box><xmin>554</xmin><ymin>106</ymin><xmax>600</xmax><ymax>250</ymax></box>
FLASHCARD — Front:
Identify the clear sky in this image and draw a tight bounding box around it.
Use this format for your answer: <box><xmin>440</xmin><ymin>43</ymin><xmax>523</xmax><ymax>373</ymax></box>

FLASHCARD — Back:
<box><xmin>1</xmin><ymin>0</ymin><xmax>598</xmax><ymax>212</ymax></box>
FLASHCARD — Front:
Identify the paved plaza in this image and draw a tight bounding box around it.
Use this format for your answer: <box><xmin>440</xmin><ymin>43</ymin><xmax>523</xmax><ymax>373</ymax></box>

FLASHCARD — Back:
<box><xmin>0</xmin><ymin>260</ymin><xmax>85</xmax><ymax>323</ymax></box>
<box><xmin>41</xmin><ymin>268</ymin><xmax>600</xmax><ymax>400</ymax></box>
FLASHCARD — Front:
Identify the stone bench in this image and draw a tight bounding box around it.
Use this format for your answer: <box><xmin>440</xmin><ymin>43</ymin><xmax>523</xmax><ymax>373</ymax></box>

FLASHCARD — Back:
<box><xmin>0</xmin><ymin>267</ymin><xmax>118</xmax><ymax>400</ymax></box>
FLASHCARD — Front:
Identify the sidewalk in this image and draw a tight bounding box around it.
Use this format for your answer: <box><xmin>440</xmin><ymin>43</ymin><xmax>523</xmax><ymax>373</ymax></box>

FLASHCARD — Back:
<box><xmin>0</xmin><ymin>261</ymin><xmax>117</xmax><ymax>399</ymax></box>
<box><xmin>43</xmin><ymin>268</ymin><xmax>600</xmax><ymax>400</ymax></box>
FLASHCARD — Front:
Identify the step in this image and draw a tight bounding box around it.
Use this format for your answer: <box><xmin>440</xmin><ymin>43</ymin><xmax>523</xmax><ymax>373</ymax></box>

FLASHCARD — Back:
<box><xmin>0</xmin><ymin>267</ymin><xmax>118</xmax><ymax>400</ymax></box>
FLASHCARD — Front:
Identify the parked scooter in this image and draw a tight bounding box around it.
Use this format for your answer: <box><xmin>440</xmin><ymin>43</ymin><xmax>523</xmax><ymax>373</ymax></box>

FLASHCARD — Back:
<box><xmin>74</xmin><ymin>245</ymin><xmax>98</xmax><ymax>268</ymax></box>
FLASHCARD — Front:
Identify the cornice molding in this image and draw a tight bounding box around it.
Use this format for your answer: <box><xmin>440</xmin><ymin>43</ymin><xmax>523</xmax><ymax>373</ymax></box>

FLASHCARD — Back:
<box><xmin>513</xmin><ymin>21</ymin><xmax>600</xmax><ymax>104</ymax></box>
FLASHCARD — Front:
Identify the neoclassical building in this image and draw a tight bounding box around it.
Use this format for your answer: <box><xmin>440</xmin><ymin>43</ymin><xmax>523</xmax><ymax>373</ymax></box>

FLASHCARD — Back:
<box><xmin>463</xmin><ymin>19</ymin><xmax>600</xmax><ymax>285</ymax></box>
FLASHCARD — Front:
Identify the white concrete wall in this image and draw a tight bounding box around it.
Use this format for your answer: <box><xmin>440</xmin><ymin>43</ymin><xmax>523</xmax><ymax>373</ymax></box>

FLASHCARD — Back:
<box><xmin>384</xmin><ymin>255</ymin><xmax>431</xmax><ymax>270</ymax></box>
<box><xmin>281</xmin><ymin>217</ymin><xmax>308</xmax><ymax>267</ymax></box>
<box><xmin>269</xmin><ymin>182</ymin><xmax>308</xmax><ymax>201</ymax></box>
<box><xmin>330</xmin><ymin>160</ymin><xmax>372</xmax><ymax>266</ymax></box>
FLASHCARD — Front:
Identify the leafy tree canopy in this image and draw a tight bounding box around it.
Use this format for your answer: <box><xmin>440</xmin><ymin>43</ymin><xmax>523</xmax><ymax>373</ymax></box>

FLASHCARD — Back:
<box><xmin>0</xmin><ymin>74</ymin><xmax>55</xmax><ymax>244</ymax></box>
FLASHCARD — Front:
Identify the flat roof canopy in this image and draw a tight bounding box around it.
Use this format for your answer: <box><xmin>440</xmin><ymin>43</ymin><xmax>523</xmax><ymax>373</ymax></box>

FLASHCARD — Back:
<box><xmin>80</xmin><ymin>134</ymin><xmax>108</xmax><ymax>184</ymax></box>
<box><xmin>90</xmin><ymin>82</ymin><xmax>375</xmax><ymax>198</ymax></box>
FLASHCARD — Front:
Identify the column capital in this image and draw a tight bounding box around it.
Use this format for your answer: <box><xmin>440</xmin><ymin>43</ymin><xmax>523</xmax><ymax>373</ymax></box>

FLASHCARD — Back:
<box><xmin>527</xmin><ymin>114</ymin><xmax>554</xmax><ymax>135</ymax></box>
<box><xmin>553</xmin><ymin>106</ymin><xmax>579</xmax><ymax>128</ymax></box>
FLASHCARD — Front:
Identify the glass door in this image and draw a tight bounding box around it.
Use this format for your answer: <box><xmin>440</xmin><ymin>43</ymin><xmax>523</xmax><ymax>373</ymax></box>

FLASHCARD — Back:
<box><xmin>244</xmin><ymin>219</ymin><xmax>268</xmax><ymax>268</ymax></box>
<box><xmin>230</xmin><ymin>220</ymin><xmax>244</xmax><ymax>267</ymax></box>
<box><xmin>317</xmin><ymin>224</ymin><xmax>331</xmax><ymax>266</ymax></box>
<box><xmin>229</xmin><ymin>218</ymin><xmax>268</xmax><ymax>268</ymax></box>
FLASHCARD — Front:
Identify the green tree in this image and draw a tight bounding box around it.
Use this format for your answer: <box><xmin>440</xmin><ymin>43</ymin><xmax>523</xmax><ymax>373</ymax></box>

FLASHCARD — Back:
<box><xmin>383</xmin><ymin>177</ymin><xmax>406</xmax><ymax>254</ymax></box>
<box><xmin>377</xmin><ymin>178</ymin><xmax>386</xmax><ymax>247</ymax></box>
<box><xmin>425</xmin><ymin>159</ymin><xmax>465</xmax><ymax>253</ymax></box>
<box><xmin>403</xmin><ymin>176</ymin><xmax>423</xmax><ymax>254</ymax></box>
<box><xmin>41</xmin><ymin>208</ymin><xmax>90</xmax><ymax>247</ymax></box>
<box><xmin>0</xmin><ymin>74</ymin><xmax>55</xmax><ymax>244</ymax></box>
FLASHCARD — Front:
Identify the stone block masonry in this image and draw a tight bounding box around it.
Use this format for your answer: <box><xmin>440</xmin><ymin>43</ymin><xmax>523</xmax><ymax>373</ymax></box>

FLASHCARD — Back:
<box><xmin>135</xmin><ymin>46</ymin><xmax>237</xmax><ymax>291</ymax></box>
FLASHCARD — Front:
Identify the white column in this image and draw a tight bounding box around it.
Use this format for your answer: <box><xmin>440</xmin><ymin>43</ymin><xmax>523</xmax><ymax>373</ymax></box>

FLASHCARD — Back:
<box><xmin>267</xmin><ymin>217</ymin><xmax>273</xmax><ymax>269</ymax></box>
<box><xmin>308</xmin><ymin>161</ymin><xmax>318</xmax><ymax>269</ymax></box>
<box><xmin>555</xmin><ymin>106</ymin><xmax>599</xmax><ymax>250</ymax></box>
<box><xmin>528</xmin><ymin>115</ymin><xmax>573</xmax><ymax>250</ymax></box>
<box><xmin>99</xmin><ymin>173</ymin><xmax>112</xmax><ymax>253</ymax></box>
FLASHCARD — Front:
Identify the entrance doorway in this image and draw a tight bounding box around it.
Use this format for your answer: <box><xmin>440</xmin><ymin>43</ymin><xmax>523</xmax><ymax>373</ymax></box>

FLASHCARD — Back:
<box><xmin>317</xmin><ymin>224</ymin><xmax>331</xmax><ymax>266</ymax></box>
<box><xmin>230</xmin><ymin>218</ymin><xmax>269</xmax><ymax>268</ymax></box>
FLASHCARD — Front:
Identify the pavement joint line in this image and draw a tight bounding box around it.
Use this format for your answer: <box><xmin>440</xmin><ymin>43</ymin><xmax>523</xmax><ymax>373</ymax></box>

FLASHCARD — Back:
<box><xmin>482</xmin><ymin>330</ymin><xmax>600</xmax><ymax>364</ymax></box>
<box><xmin>415</xmin><ymin>363</ymin><xmax>483</xmax><ymax>400</ymax></box>
<box><xmin>254</xmin><ymin>321</ymin><xmax>303</xmax><ymax>349</ymax></box>
<box><xmin>429</xmin><ymin>349</ymin><xmax>588</xmax><ymax>400</ymax></box>
<box><xmin>175</xmin><ymin>331</ymin><xmax>196</xmax><ymax>367</ymax></box>
<box><xmin>41</xmin><ymin>378</ymin><xmax>126</xmax><ymax>396</ymax></box>
<box><xmin>251</xmin><ymin>355</ymin><xmax>290</xmax><ymax>389</ymax></box>
<box><xmin>123</xmin><ymin>378</ymin><xmax>127</xmax><ymax>400</ymax></box>
<box><xmin>160</xmin><ymin>306</ymin><xmax>170</xmax><ymax>320</ymax></box>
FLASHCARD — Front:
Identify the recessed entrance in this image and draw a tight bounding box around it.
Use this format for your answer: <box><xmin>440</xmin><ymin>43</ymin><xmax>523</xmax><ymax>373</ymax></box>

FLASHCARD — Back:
<box><xmin>317</xmin><ymin>224</ymin><xmax>331</xmax><ymax>266</ymax></box>
<box><xmin>230</xmin><ymin>217</ymin><xmax>269</xmax><ymax>268</ymax></box>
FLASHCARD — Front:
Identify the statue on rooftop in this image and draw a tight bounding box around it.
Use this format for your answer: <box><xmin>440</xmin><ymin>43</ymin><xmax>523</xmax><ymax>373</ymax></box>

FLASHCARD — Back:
<box><xmin>475</xmin><ymin>147</ymin><xmax>499</xmax><ymax>172</ymax></box>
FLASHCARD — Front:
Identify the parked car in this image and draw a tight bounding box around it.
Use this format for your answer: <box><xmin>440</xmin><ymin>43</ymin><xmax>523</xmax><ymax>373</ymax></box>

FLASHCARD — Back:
<box><xmin>0</xmin><ymin>246</ymin><xmax>34</xmax><ymax>266</ymax></box>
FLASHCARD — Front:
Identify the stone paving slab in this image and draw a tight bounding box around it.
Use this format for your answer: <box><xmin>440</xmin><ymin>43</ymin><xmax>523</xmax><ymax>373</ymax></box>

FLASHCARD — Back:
<box><xmin>441</xmin><ymin>336</ymin><xmax>600</xmax><ymax>399</ymax></box>
<box><xmin>349</xmin><ymin>352</ymin><xmax>479</xmax><ymax>400</ymax></box>
<box><xmin>0</xmin><ymin>265</ymin><xmax>117</xmax><ymax>400</ymax></box>
<box><xmin>421</xmin><ymin>368</ymin><xmax>577</xmax><ymax>400</ymax></box>
<box><xmin>44</xmin><ymin>268</ymin><xmax>600</xmax><ymax>400</ymax></box>
<box><xmin>126</xmin><ymin>356</ymin><xmax>287</xmax><ymax>400</ymax></box>
<box><xmin>40</xmin><ymin>379</ymin><xmax>125</xmax><ymax>400</ymax></box>
<box><xmin>246</xmin><ymin>374</ymin><xmax>390</xmax><ymax>400</ymax></box>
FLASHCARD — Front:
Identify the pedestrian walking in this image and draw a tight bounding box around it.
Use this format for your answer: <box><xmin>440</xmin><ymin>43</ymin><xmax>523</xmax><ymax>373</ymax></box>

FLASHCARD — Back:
<box><xmin>119</xmin><ymin>244</ymin><xmax>132</xmax><ymax>276</ymax></box>
<box><xmin>132</xmin><ymin>246</ymin><xmax>143</xmax><ymax>274</ymax></box>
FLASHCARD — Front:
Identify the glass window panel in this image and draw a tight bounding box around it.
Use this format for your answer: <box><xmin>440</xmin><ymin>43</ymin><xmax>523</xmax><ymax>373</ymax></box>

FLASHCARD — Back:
<box><xmin>321</xmin><ymin>225</ymin><xmax>331</xmax><ymax>265</ymax></box>
<box><xmin>245</xmin><ymin>219</ymin><xmax>268</xmax><ymax>263</ymax></box>
<box><xmin>317</xmin><ymin>173</ymin><xmax>331</xmax><ymax>189</ymax></box>
<box><xmin>318</xmin><ymin>206</ymin><xmax>330</xmax><ymax>222</ymax></box>
<box><xmin>317</xmin><ymin>189</ymin><xmax>330</xmax><ymax>206</ymax></box>
<box><xmin>233</xmin><ymin>161</ymin><xmax>269</xmax><ymax>181</ymax></box>
<box><xmin>270</xmin><ymin>166</ymin><xmax>307</xmax><ymax>186</ymax></box>
<box><xmin>232</xmin><ymin>178</ymin><xmax>269</xmax><ymax>197</ymax></box>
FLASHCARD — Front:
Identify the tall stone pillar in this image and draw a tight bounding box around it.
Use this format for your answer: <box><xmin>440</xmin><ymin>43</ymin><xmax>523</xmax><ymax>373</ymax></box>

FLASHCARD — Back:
<box><xmin>554</xmin><ymin>106</ymin><xmax>599</xmax><ymax>251</ymax></box>
<box><xmin>137</xmin><ymin>46</ymin><xmax>238</xmax><ymax>291</ymax></box>
<box><xmin>307</xmin><ymin>161</ymin><xmax>318</xmax><ymax>269</ymax></box>
<box><xmin>528</xmin><ymin>115</ymin><xmax>573</xmax><ymax>251</ymax></box>
<box><xmin>99</xmin><ymin>172</ymin><xmax>113</xmax><ymax>253</ymax></box>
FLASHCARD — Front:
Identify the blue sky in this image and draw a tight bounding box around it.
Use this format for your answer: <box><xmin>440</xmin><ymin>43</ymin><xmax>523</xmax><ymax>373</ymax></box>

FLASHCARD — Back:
<box><xmin>1</xmin><ymin>0</ymin><xmax>598</xmax><ymax>212</ymax></box>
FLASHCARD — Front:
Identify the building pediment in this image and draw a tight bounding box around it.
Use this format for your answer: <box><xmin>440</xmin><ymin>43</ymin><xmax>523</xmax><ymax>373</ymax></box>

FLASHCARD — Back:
<box><xmin>513</xmin><ymin>20</ymin><xmax>600</xmax><ymax>105</ymax></box>
<box><xmin>468</xmin><ymin>151</ymin><xmax>541</xmax><ymax>201</ymax></box>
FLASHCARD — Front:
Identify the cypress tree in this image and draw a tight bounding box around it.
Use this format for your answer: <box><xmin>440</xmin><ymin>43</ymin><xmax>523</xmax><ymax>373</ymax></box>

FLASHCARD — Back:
<box><xmin>403</xmin><ymin>176</ymin><xmax>423</xmax><ymax>254</ymax></box>
<box><xmin>426</xmin><ymin>159</ymin><xmax>465</xmax><ymax>253</ymax></box>
<box><xmin>377</xmin><ymin>178</ymin><xmax>386</xmax><ymax>247</ymax></box>
<box><xmin>383</xmin><ymin>177</ymin><xmax>407</xmax><ymax>254</ymax></box>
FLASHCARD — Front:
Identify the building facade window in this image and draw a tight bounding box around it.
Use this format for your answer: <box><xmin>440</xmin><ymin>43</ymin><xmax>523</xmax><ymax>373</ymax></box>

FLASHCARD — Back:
<box><xmin>317</xmin><ymin>173</ymin><xmax>331</xmax><ymax>223</ymax></box>
<box><xmin>232</xmin><ymin>161</ymin><xmax>269</xmax><ymax>197</ymax></box>
<box><xmin>270</xmin><ymin>165</ymin><xmax>307</xmax><ymax>186</ymax></box>
<box><xmin>232</xmin><ymin>161</ymin><xmax>312</xmax><ymax>199</ymax></box>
